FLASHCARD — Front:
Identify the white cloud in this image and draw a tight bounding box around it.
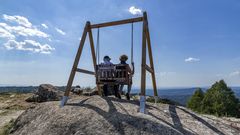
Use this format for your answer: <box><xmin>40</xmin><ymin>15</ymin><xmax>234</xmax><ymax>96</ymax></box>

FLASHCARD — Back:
<box><xmin>229</xmin><ymin>71</ymin><xmax>240</xmax><ymax>77</ymax></box>
<box><xmin>0</xmin><ymin>27</ymin><xmax>15</xmax><ymax>39</ymax></box>
<box><xmin>0</xmin><ymin>14</ymin><xmax>54</xmax><ymax>54</ymax></box>
<box><xmin>128</xmin><ymin>6</ymin><xmax>142</xmax><ymax>15</ymax></box>
<box><xmin>41</xmin><ymin>23</ymin><xmax>48</xmax><ymax>29</ymax></box>
<box><xmin>4</xmin><ymin>39</ymin><xmax>55</xmax><ymax>54</ymax></box>
<box><xmin>0</xmin><ymin>23</ymin><xmax>49</xmax><ymax>38</ymax></box>
<box><xmin>3</xmin><ymin>14</ymin><xmax>32</xmax><ymax>28</ymax></box>
<box><xmin>55</xmin><ymin>28</ymin><xmax>66</xmax><ymax>35</ymax></box>
<box><xmin>185</xmin><ymin>57</ymin><xmax>200</xmax><ymax>63</ymax></box>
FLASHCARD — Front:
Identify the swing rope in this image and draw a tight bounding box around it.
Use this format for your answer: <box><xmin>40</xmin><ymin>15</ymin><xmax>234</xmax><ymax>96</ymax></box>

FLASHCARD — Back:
<box><xmin>96</xmin><ymin>28</ymin><xmax>100</xmax><ymax>64</ymax></box>
<box><xmin>131</xmin><ymin>22</ymin><xmax>134</xmax><ymax>64</ymax></box>
<box><xmin>96</xmin><ymin>23</ymin><xmax>134</xmax><ymax>65</ymax></box>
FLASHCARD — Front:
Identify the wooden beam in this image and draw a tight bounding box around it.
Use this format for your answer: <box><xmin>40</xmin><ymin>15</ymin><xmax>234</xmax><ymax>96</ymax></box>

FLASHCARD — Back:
<box><xmin>145</xmin><ymin>64</ymin><xmax>153</xmax><ymax>73</ymax></box>
<box><xmin>146</xmin><ymin>19</ymin><xmax>158</xmax><ymax>97</ymax></box>
<box><xmin>88</xmin><ymin>23</ymin><xmax>102</xmax><ymax>95</ymax></box>
<box><xmin>140</xmin><ymin>12</ymin><xmax>147</xmax><ymax>96</ymax></box>
<box><xmin>64</xmin><ymin>22</ymin><xmax>89</xmax><ymax>97</ymax></box>
<box><xmin>76</xmin><ymin>68</ymin><xmax>95</xmax><ymax>75</ymax></box>
<box><xmin>91</xmin><ymin>17</ymin><xmax>143</xmax><ymax>29</ymax></box>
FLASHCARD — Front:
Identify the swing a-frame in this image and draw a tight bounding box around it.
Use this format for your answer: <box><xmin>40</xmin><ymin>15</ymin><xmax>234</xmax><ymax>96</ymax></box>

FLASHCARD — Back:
<box><xmin>61</xmin><ymin>12</ymin><xmax>158</xmax><ymax>113</ymax></box>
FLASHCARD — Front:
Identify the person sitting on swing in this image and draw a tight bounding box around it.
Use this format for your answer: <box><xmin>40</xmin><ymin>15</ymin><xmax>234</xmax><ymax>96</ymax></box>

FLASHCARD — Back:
<box><xmin>101</xmin><ymin>55</ymin><xmax>115</xmax><ymax>96</ymax></box>
<box><xmin>102</xmin><ymin>55</ymin><xmax>113</xmax><ymax>65</ymax></box>
<box><xmin>118</xmin><ymin>54</ymin><xmax>134</xmax><ymax>100</ymax></box>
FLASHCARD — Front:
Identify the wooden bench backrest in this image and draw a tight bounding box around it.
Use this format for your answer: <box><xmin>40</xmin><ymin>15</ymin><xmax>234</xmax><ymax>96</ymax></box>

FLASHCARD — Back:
<box><xmin>96</xmin><ymin>64</ymin><xmax>131</xmax><ymax>85</ymax></box>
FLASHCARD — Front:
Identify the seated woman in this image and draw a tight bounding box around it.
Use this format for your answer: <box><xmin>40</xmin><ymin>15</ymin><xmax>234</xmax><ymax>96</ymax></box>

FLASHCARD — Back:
<box><xmin>118</xmin><ymin>54</ymin><xmax>134</xmax><ymax>100</ymax></box>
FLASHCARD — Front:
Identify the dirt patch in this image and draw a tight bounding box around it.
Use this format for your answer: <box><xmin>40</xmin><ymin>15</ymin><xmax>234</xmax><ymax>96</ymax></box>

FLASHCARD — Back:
<box><xmin>0</xmin><ymin>93</ymin><xmax>36</xmax><ymax>134</ymax></box>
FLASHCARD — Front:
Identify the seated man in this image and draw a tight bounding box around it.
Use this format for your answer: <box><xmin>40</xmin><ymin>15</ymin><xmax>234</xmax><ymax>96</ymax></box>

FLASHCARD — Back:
<box><xmin>118</xmin><ymin>54</ymin><xmax>134</xmax><ymax>100</ymax></box>
<box><xmin>102</xmin><ymin>55</ymin><xmax>113</xmax><ymax>66</ymax></box>
<box><xmin>101</xmin><ymin>55</ymin><xmax>114</xmax><ymax>96</ymax></box>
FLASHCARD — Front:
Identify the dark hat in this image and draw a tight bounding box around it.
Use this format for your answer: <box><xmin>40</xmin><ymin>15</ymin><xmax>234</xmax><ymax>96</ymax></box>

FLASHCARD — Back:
<box><xmin>119</xmin><ymin>54</ymin><xmax>128</xmax><ymax>61</ymax></box>
<box><xmin>104</xmin><ymin>55</ymin><xmax>111</xmax><ymax>60</ymax></box>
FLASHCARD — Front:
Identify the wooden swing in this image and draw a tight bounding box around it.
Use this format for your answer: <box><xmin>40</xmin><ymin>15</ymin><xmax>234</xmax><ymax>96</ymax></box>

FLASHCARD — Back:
<box><xmin>61</xmin><ymin>12</ymin><xmax>158</xmax><ymax>113</ymax></box>
<box><xmin>95</xmin><ymin>23</ymin><xmax>134</xmax><ymax>86</ymax></box>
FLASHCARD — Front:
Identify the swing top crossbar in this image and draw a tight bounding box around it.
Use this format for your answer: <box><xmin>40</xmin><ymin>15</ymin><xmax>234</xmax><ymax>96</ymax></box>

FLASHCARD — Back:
<box><xmin>90</xmin><ymin>15</ymin><xmax>144</xmax><ymax>29</ymax></box>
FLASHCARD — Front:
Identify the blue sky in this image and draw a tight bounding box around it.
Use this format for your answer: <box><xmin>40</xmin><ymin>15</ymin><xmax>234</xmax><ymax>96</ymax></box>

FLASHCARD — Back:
<box><xmin>0</xmin><ymin>0</ymin><xmax>240</xmax><ymax>88</ymax></box>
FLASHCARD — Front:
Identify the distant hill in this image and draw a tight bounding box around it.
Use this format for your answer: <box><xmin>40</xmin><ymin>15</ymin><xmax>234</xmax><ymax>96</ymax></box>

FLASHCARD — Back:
<box><xmin>132</xmin><ymin>87</ymin><xmax>240</xmax><ymax>106</ymax></box>
<box><xmin>0</xmin><ymin>86</ymin><xmax>66</xmax><ymax>93</ymax></box>
<box><xmin>0</xmin><ymin>86</ymin><xmax>37</xmax><ymax>93</ymax></box>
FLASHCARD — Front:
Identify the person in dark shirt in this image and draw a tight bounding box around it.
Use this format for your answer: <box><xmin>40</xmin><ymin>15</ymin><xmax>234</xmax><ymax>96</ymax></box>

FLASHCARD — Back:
<box><xmin>102</xmin><ymin>55</ymin><xmax>113</xmax><ymax>96</ymax></box>
<box><xmin>102</xmin><ymin>55</ymin><xmax>113</xmax><ymax>65</ymax></box>
<box><xmin>118</xmin><ymin>54</ymin><xmax>134</xmax><ymax>100</ymax></box>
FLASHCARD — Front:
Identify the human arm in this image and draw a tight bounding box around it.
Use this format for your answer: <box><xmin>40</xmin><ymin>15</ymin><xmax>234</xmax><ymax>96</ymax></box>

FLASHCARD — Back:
<box><xmin>131</xmin><ymin>62</ymin><xmax>135</xmax><ymax>75</ymax></box>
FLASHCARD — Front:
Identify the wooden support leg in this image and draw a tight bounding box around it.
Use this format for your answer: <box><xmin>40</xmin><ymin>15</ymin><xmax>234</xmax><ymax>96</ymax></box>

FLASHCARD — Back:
<box><xmin>60</xmin><ymin>22</ymin><xmax>89</xmax><ymax>107</ymax></box>
<box><xmin>140</xmin><ymin>12</ymin><xmax>147</xmax><ymax>113</ymax></box>
<box><xmin>146</xmin><ymin>24</ymin><xmax>158</xmax><ymax>98</ymax></box>
<box><xmin>88</xmin><ymin>22</ymin><xmax>102</xmax><ymax>95</ymax></box>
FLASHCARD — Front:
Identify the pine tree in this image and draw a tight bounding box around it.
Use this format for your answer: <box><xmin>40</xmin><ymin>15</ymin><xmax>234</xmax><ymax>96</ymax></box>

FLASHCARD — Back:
<box><xmin>187</xmin><ymin>88</ymin><xmax>204</xmax><ymax>112</ymax></box>
<box><xmin>201</xmin><ymin>80</ymin><xmax>239</xmax><ymax>117</ymax></box>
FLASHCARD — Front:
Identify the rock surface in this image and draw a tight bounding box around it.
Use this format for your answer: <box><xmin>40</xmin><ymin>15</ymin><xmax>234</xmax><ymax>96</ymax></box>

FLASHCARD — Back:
<box><xmin>25</xmin><ymin>84</ymin><xmax>63</xmax><ymax>102</ymax></box>
<box><xmin>11</xmin><ymin>96</ymin><xmax>240</xmax><ymax>135</ymax></box>
<box><xmin>0</xmin><ymin>110</ymin><xmax>24</xmax><ymax>130</ymax></box>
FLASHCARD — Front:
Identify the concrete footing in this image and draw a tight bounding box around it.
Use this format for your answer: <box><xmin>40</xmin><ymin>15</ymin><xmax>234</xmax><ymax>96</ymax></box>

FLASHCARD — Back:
<box><xmin>60</xmin><ymin>96</ymin><xmax>69</xmax><ymax>108</ymax></box>
<box><xmin>139</xmin><ymin>95</ymin><xmax>146</xmax><ymax>113</ymax></box>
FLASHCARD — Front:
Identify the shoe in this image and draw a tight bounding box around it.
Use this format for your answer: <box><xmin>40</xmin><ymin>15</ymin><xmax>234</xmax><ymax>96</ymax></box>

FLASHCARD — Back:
<box><xmin>126</xmin><ymin>93</ymin><xmax>130</xmax><ymax>100</ymax></box>
<box><xmin>117</xmin><ymin>93</ymin><xmax>122</xmax><ymax>99</ymax></box>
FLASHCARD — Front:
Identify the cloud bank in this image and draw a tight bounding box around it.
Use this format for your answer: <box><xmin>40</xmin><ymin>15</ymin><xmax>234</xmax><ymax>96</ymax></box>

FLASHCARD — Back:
<box><xmin>0</xmin><ymin>14</ymin><xmax>54</xmax><ymax>54</ymax></box>
<box><xmin>4</xmin><ymin>40</ymin><xmax>55</xmax><ymax>54</ymax></box>
<box><xmin>3</xmin><ymin>14</ymin><xmax>32</xmax><ymax>28</ymax></box>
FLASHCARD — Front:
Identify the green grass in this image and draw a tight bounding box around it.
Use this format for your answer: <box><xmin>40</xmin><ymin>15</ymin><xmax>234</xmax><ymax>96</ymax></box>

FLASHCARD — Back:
<box><xmin>0</xmin><ymin>110</ymin><xmax>11</xmax><ymax>116</ymax></box>
<box><xmin>0</xmin><ymin>92</ymin><xmax>32</xmax><ymax>111</ymax></box>
<box><xmin>146</xmin><ymin>96</ymin><xmax>182</xmax><ymax>106</ymax></box>
<box><xmin>0</xmin><ymin>119</ymin><xmax>15</xmax><ymax>135</ymax></box>
<box><xmin>3</xmin><ymin>104</ymin><xmax>27</xmax><ymax>111</ymax></box>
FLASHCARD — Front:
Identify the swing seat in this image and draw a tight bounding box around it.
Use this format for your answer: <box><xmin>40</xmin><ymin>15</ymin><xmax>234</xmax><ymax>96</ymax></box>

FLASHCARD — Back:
<box><xmin>96</xmin><ymin>64</ymin><xmax>131</xmax><ymax>85</ymax></box>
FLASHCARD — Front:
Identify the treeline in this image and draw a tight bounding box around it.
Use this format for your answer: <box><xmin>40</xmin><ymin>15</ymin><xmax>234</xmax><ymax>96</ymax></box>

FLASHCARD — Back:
<box><xmin>0</xmin><ymin>86</ymin><xmax>66</xmax><ymax>93</ymax></box>
<box><xmin>187</xmin><ymin>80</ymin><xmax>240</xmax><ymax>118</ymax></box>
<box><xmin>0</xmin><ymin>86</ymin><xmax>37</xmax><ymax>93</ymax></box>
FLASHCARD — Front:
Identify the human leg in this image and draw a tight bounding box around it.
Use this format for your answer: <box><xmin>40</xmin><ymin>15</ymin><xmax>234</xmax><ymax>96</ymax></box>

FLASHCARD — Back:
<box><xmin>103</xmin><ymin>84</ymin><xmax>108</xmax><ymax>96</ymax></box>
<box><xmin>126</xmin><ymin>84</ymin><xmax>132</xmax><ymax>100</ymax></box>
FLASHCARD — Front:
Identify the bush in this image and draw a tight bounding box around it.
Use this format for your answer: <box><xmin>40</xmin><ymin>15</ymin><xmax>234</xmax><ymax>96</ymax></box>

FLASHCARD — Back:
<box><xmin>187</xmin><ymin>80</ymin><xmax>240</xmax><ymax>118</ymax></box>
<box><xmin>202</xmin><ymin>80</ymin><xmax>239</xmax><ymax>117</ymax></box>
<box><xmin>0</xmin><ymin>119</ymin><xmax>15</xmax><ymax>135</ymax></box>
<box><xmin>187</xmin><ymin>88</ymin><xmax>204</xmax><ymax>112</ymax></box>
<box><xmin>146</xmin><ymin>96</ymin><xmax>181</xmax><ymax>106</ymax></box>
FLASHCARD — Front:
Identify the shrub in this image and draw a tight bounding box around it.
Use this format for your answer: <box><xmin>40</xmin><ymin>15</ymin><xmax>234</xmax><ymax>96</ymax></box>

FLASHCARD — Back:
<box><xmin>0</xmin><ymin>119</ymin><xmax>15</xmax><ymax>135</ymax></box>
<box><xmin>201</xmin><ymin>80</ymin><xmax>239</xmax><ymax>117</ymax></box>
<box><xmin>187</xmin><ymin>80</ymin><xmax>240</xmax><ymax>118</ymax></box>
<box><xmin>146</xmin><ymin>96</ymin><xmax>181</xmax><ymax>106</ymax></box>
<box><xmin>187</xmin><ymin>88</ymin><xmax>204</xmax><ymax>112</ymax></box>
